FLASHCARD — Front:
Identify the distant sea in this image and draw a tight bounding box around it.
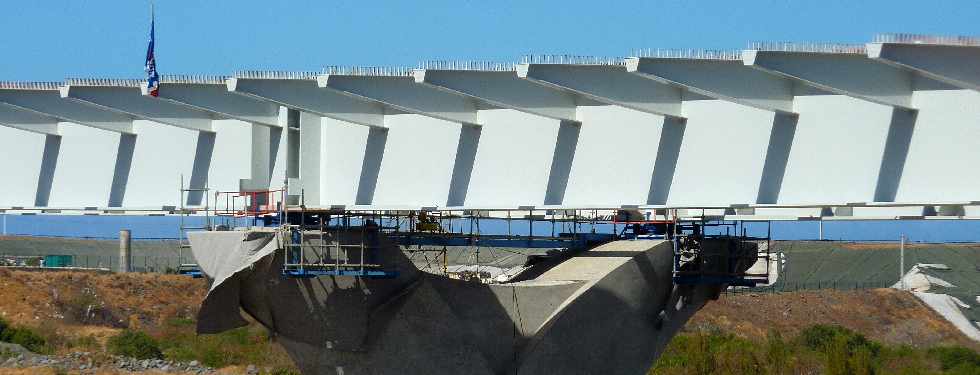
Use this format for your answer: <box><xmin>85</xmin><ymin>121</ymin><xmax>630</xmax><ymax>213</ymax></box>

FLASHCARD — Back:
<box><xmin>2</xmin><ymin>214</ymin><xmax>979</xmax><ymax>243</ymax></box>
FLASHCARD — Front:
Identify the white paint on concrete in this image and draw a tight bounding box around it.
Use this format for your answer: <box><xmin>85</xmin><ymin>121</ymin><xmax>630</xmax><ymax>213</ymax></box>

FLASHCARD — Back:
<box><xmin>779</xmin><ymin>95</ymin><xmax>893</xmax><ymax>203</ymax></box>
<box><xmin>0</xmin><ymin>126</ymin><xmax>44</xmax><ymax>206</ymax></box>
<box><xmin>898</xmin><ymin>89</ymin><xmax>980</xmax><ymax>202</ymax></box>
<box><xmin>463</xmin><ymin>109</ymin><xmax>558</xmax><ymax>207</ymax></box>
<box><xmin>371</xmin><ymin>114</ymin><xmax>459</xmax><ymax>207</ymax></box>
<box><xmin>125</xmin><ymin>120</ymin><xmax>197</xmax><ymax>207</ymax></box>
<box><xmin>209</xmin><ymin>120</ymin><xmax>252</xmax><ymax>199</ymax></box>
<box><xmin>668</xmin><ymin>100</ymin><xmax>773</xmax><ymax>206</ymax></box>
<box><xmin>563</xmin><ymin>105</ymin><xmax>663</xmax><ymax>207</ymax></box>
<box><xmin>321</xmin><ymin>117</ymin><xmax>370</xmax><ymax>205</ymax></box>
<box><xmin>48</xmin><ymin>123</ymin><xmax>117</xmax><ymax>207</ymax></box>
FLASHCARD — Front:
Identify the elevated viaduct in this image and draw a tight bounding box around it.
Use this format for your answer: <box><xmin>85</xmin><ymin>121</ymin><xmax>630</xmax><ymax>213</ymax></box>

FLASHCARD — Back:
<box><xmin>3</xmin><ymin>32</ymin><xmax>980</xmax><ymax>374</ymax></box>
<box><xmin>0</xmin><ymin>33</ymin><xmax>978</xmax><ymax>220</ymax></box>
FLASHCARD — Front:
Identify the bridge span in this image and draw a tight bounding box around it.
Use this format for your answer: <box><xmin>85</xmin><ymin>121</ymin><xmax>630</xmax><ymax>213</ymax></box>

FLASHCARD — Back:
<box><xmin>1</xmin><ymin>34</ymin><xmax>979</xmax><ymax>220</ymax></box>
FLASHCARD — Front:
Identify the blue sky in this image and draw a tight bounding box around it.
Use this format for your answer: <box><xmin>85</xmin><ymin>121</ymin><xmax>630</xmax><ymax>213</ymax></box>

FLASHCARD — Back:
<box><xmin>1</xmin><ymin>1</ymin><xmax>977</xmax><ymax>81</ymax></box>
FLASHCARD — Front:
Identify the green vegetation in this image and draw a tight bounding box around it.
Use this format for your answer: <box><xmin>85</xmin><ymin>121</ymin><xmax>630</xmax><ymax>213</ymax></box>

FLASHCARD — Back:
<box><xmin>0</xmin><ymin>316</ymin><xmax>51</xmax><ymax>354</ymax></box>
<box><xmin>154</xmin><ymin>317</ymin><xmax>295</xmax><ymax>370</ymax></box>
<box><xmin>107</xmin><ymin>330</ymin><xmax>163</xmax><ymax>359</ymax></box>
<box><xmin>651</xmin><ymin>324</ymin><xmax>980</xmax><ymax>375</ymax></box>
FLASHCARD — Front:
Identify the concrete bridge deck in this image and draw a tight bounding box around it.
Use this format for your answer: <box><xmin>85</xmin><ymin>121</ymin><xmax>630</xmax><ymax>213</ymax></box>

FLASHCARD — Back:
<box><xmin>1</xmin><ymin>33</ymin><xmax>979</xmax><ymax>220</ymax></box>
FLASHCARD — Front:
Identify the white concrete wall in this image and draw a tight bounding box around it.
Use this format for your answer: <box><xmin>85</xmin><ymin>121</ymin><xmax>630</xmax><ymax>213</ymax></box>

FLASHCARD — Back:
<box><xmin>209</xmin><ymin>120</ymin><xmax>253</xmax><ymax>200</ymax></box>
<box><xmin>563</xmin><ymin>105</ymin><xmax>663</xmax><ymax>207</ymax></box>
<box><xmin>463</xmin><ymin>109</ymin><xmax>559</xmax><ymax>207</ymax></box>
<box><xmin>0</xmin><ymin>126</ymin><xmax>45</xmax><ymax>207</ymax></box>
<box><xmin>779</xmin><ymin>95</ymin><xmax>893</xmax><ymax>204</ymax></box>
<box><xmin>125</xmin><ymin>120</ymin><xmax>197</xmax><ymax>207</ymax></box>
<box><xmin>898</xmin><ymin>89</ymin><xmax>980</xmax><ymax>202</ymax></box>
<box><xmin>320</xmin><ymin>117</ymin><xmax>370</xmax><ymax>205</ymax></box>
<box><xmin>668</xmin><ymin>100</ymin><xmax>774</xmax><ymax>206</ymax></box>
<box><xmin>47</xmin><ymin>123</ymin><xmax>118</xmax><ymax>207</ymax></box>
<box><xmin>371</xmin><ymin>114</ymin><xmax>459</xmax><ymax>207</ymax></box>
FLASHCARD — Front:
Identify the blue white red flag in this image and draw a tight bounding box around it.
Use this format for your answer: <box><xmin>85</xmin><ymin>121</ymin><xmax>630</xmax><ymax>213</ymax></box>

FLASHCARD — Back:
<box><xmin>144</xmin><ymin>12</ymin><xmax>159</xmax><ymax>97</ymax></box>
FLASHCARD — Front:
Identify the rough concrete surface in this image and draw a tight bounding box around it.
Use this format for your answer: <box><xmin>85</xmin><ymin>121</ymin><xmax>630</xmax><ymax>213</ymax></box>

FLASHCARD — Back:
<box><xmin>190</xmin><ymin>228</ymin><xmax>728</xmax><ymax>375</ymax></box>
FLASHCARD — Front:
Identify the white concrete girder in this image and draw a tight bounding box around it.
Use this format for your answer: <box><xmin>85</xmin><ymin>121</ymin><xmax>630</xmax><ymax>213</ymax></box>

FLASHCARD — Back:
<box><xmin>625</xmin><ymin>57</ymin><xmax>797</xmax><ymax>114</ymax></box>
<box><xmin>743</xmin><ymin>50</ymin><xmax>923</xmax><ymax>110</ymax></box>
<box><xmin>625</xmin><ymin>57</ymin><xmax>800</xmax><ymax>205</ymax></box>
<box><xmin>413</xmin><ymin>69</ymin><xmax>592</xmax><ymax>122</ymax></box>
<box><xmin>0</xmin><ymin>104</ymin><xmax>61</xmax><ymax>207</ymax></box>
<box><xmin>144</xmin><ymin>78</ymin><xmax>287</xmax><ymax>193</ymax></box>
<box><xmin>867</xmin><ymin>43</ymin><xmax>980</xmax><ymax>92</ymax></box>
<box><xmin>61</xmin><ymin>80</ymin><xmax>215</xmax><ymax>132</ymax></box>
<box><xmin>316</xmin><ymin>74</ymin><xmax>483</xmax><ymax>125</ymax></box>
<box><xmin>152</xmin><ymin>77</ymin><xmax>285</xmax><ymax>128</ymax></box>
<box><xmin>0</xmin><ymin>102</ymin><xmax>60</xmax><ymax>135</ymax></box>
<box><xmin>227</xmin><ymin>75</ymin><xmax>391</xmax><ymax>128</ymax></box>
<box><xmin>227</xmin><ymin>74</ymin><xmax>394</xmax><ymax>204</ymax></box>
<box><xmin>314</xmin><ymin>73</ymin><xmax>487</xmax><ymax>207</ymax></box>
<box><xmin>0</xmin><ymin>84</ymin><xmax>134</xmax><ymax>134</ymax></box>
<box><xmin>413</xmin><ymin>69</ymin><xmax>596</xmax><ymax>206</ymax></box>
<box><xmin>743</xmin><ymin>50</ymin><xmax>945</xmax><ymax>203</ymax></box>
<box><xmin>516</xmin><ymin>63</ymin><xmax>684</xmax><ymax>119</ymax></box>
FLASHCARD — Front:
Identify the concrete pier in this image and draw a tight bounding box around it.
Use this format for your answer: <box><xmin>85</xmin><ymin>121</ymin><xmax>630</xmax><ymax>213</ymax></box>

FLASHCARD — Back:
<box><xmin>189</xmin><ymin>229</ymin><xmax>742</xmax><ymax>374</ymax></box>
<box><xmin>119</xmin><ymin>229</ymin><xmax>131</xmax><ymax>273</ymax></box>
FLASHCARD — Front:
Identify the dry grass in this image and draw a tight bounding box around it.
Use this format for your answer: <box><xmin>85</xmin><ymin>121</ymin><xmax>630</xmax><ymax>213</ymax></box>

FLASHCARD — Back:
<box><xmin>690</xmin><ymin>288</ymin><xmax>979</xmax><ymax>351</ymax></box>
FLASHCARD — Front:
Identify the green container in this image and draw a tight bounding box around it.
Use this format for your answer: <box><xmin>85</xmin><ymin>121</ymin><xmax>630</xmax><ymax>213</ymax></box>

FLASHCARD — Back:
<box><xmin>43</xmin><ymin>255</ymin><xmax>73</xmax><ymax>268</ymax></box>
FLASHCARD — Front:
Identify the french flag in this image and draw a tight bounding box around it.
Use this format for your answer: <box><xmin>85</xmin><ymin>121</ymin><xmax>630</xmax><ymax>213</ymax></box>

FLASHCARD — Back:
<box><xmin>144</xmin><ymin>14</ymin><xmax>159</xmax><ymax>97</ymax></box>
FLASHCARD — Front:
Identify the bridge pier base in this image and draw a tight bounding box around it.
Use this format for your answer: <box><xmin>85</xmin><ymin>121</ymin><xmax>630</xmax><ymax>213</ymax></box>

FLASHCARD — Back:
<box><xmin>189</xmin><ymin>231</ymin><xmax>725</xmax><ymax>375</ymax></box>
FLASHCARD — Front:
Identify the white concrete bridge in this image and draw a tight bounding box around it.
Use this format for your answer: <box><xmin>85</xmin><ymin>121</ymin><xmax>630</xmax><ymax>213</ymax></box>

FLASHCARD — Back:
<box><xmin>2</xmin><ymin>33</ymin><xmax>979</xmax><ymax>220</ymax></box>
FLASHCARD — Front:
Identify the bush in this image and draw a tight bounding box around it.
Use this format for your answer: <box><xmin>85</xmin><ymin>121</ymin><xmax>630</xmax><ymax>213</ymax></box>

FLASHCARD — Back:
<box><xmin>107</xmin><ymin>330</ymin><xmax>163</xmax><ymax>360</ymax></box>
<box><xmin>928</xmin><ymin>346</ymin><xmax>980</xmax><ymax>371</ymax></box>
<box><xmin>799</xmin><ymin>324</ymin><xmax>880</xmax><ymax>357</ymax></box>
<box><xmin>0</xmin><ymin>318</ymin><xmax>50</xmax><ymax>354</ymax></box>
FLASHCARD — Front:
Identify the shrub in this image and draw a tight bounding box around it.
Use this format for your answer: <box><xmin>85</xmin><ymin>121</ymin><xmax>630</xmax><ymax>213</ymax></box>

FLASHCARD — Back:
<box><xmin>107</xmin><ymin>330</ymin><xmax>163</xmax><ymax>359</ymax></box>
<box><xmin>927</xmin><ymin>346</ymin><xmax>980</xmax><ymax>371</ymax></box>
<box><xmin>799</xmin><ymin>324</ymin><xmax>880</xmax><ymax>357</ymax></box>
<box><xmin>0</xmin><ymin>318</ymin><xmax>50</xmax><ymax>354</ymax></box>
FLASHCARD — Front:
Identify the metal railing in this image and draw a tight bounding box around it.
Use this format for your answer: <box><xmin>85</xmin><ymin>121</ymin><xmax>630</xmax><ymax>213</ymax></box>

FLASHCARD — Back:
<box><xmin>160</xmin><ymin>75</ymin><xmax>228</xmax><ymax>84</ymax></box>
<box><xmin>520</xmin><ymin>54</ymin><xmax>625</xmax><ymax>66</ymax></box>
<box><xmin>64</xmin><ymin>78</ymin><xmax>145</xmax><ymax>87</ymax></box>
<box><xmin>0</xmin><ymin>82</ymin><xmax>61</xmax><ymax>90</ymax></box>
<box><xmin>746</xmin><ymin>41</ymin><xmax>865</xmax><ymax>54</ymax></box>
<box><xmin>321</xmin><ymin>66</ymin><xmax>414</xmax><ymax>77</ymax></box>
<box><xmin>233</xmin><ymin>70</ymin><xmax>320</xmax><ymax>80</ymax></box>
<box><xmin>630</xmin><ymin>48</ymin><xmax>742</xmax><ymax>61</ymax></box>
<box><xmin>873</xmin><ymin>33</ymin><xmax>980</xmax><ymax>47</ymax></box>
<box><xmin>417</xmin><ymin>60</ymin><xmax>516</xmax><ymax>71</ymax></box>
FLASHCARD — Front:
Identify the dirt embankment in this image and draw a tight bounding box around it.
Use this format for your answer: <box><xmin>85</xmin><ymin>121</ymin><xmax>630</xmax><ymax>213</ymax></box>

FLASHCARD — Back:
<box><xmin>0</xmin><ymin>268</ymin><xmax>206</xmax><ymax>333</ymax></box>
<box><xmin>690</xmin><ymin>288</ymin><xmax>979</xmax><ymax>350</ymax></box>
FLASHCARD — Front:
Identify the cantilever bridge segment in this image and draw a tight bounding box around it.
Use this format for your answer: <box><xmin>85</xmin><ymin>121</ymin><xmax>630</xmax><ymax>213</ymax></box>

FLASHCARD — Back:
<box><xmin>0</xmin><ymin>33</ymin><xmax>978</xmax><ymax>220</ymax></box>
